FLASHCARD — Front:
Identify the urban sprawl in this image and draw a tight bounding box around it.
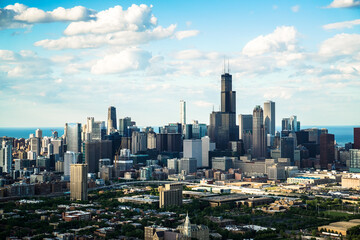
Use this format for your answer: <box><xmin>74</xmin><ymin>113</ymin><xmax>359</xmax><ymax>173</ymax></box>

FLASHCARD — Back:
<box><xmin>1</xmin><ymin>72</ymin><xmax>360</xmax><ymax>240</ymax></box>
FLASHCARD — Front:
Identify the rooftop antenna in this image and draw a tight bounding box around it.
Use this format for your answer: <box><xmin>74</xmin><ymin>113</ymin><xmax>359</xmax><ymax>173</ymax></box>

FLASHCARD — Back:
<box><xmin>228</xmin><ymin>59</ymin><xmax>230</xmax><ymax>73</ymax></box>
<box><xmin>212</xmin><ymin>105</ymin><xmax>214</xmax><ymax>112</ymax></box>
<box><xmin>223</xmin><ymin>56</ymin><xmax>226</xmax><ymax>74</ymax></box>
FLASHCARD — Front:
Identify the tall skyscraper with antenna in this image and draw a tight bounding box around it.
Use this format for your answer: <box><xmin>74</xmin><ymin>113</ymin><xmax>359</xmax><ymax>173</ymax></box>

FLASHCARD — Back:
<box><xmin>208</xmin><ymin>66</ymin><xmax>239</xmax><ymax>150</ymax></box>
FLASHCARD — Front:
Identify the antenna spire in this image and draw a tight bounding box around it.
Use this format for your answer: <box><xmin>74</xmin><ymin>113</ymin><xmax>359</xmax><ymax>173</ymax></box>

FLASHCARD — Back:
<box><xmin>223</xmin><ymin>57</ymin><xmax>226</xmax><ymax>74</ymax></box>
<box><xmin>228</xmin><ymin>59</ymin><xmax>230</xmax><ymax>73</ymax></box>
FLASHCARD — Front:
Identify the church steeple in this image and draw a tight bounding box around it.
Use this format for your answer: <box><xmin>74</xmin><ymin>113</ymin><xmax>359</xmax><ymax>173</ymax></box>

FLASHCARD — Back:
<box><xmin>184</xmin><ymin>213</ymin><xmax>191</xmax><ymax>237</ymax></box>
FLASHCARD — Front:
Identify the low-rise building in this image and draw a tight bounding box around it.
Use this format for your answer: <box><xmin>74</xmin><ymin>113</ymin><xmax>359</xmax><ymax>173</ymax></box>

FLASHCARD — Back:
<box><xmin>318</xmin><ymin>219</ymin><xmax>360</xmax><ymax>236</ymax></box>
<box><xmin>62</xmin><ymin>210</ymin><xmax>91</xmax><ymax>222</ymax></box>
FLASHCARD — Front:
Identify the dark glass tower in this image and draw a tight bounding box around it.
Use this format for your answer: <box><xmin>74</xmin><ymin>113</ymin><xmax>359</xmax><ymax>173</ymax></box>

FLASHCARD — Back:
<box><xmin>320</xmin><ymin>133</ymin><xmax>335</xmax><ymax>169</ymax></box>
<box><xmin>252</xmin><ymin>106</ymin><xmax>266</xmax><ymax>159</ymax></box>
<box><xmin>221</xmin><ymin>73</ymin><xmax>236</xmax><ymax>113</ymax></box>
<box><xmin>108</xmin><ymin>106</ymin><xmax>117</xmax><ymax>131</ymax></box>
<box><xmin>208</xmin><ymin>72</ymin><xmax>239</xmax><ymax>150</ymax></box>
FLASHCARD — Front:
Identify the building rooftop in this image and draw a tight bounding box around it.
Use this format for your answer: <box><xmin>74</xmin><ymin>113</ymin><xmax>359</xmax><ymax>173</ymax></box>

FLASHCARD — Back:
<box><xmin>200</xmin><ymin>194</ymin><xmax>250</xmax><ymax>203</ymax></box>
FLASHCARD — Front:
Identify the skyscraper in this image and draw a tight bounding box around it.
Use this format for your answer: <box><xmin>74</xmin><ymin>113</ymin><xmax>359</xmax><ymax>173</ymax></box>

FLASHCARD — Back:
<box><xmin>119</xmin><ymin>117</ymin><xmax>132</xmax><ymax>137</ymax></box>
<box><xmin>280</xmin><ymin>137</ymin><xmax>295</xmax><ymax>165</ymax></box>
<box><xmin>320</xmin><ymin>133</ymin><xmax>335</xmax><ymax>169</ymax></box>
<box><xmin>30</xmin><ymin>137</ymin><xmax>41</xmax><ymax>157</ymax></box>
<box><xmin>252</xmin><ymin>106</ymin><xmax>266</xmax><ymax>159</ymax></box>
<box><xmin>350</xmin><ymin>149</ymin><xmax>360</xmax><ymax>173</ymax></box>
<box><xmin>92</xmin><ymin>121</ymin><xmax>106</xmax><ymax>140</ymax></box>
<box><xmin>183</xmin><ymin>139</ymin><xmax>202</xmax><ymax>167</ymax></box>
<box><xmin>208</xmin><ymin>72</ymin><xmax>239</xmax><ymax>150</ymax></box>
<box><xmin>0</xmin><ymin>140</ymin><xmax>12</xmax><ymax>173</ymax></box>
<box><xmin>354</xmin><ymin>128</ymin><xmax>360</xmax><ymax>149</ymax></box>
<box><xmin>238</xmin><ymin>114</ymin><xmax>253</xmax><ymax>152</ymax></box>
<box><xmin>65</xmin><ymin>123</ymin><xmax>82</xmax><ymax>153</ymax></box>
<box><xmin>263</xmin><ymin>101</ymin><xmax>275</xmax><ymax>136</ymax></box>
<box><xmin>180</xmin><ymin>100</ymin><xmax>186</xmax><ymax>126</ymax></box>
<box><xmin>107</xmin><ymin>106</ymin><xmax>117</xmax><ymax>135</ymax></box>
<box><xmin>131</xmin><ymin>131</ymin><xmax>147</xmax><ymax>154</ymax></box>
<box><xmin>35</xmin><ymin>128</ymin><xmax>42</xmax><ymax>138</ymax></box>
<box><xmin>201</xmin><ymin>136</ymin><xmax>216</xmax><ymax>168</ymax></box>
<box><xmin>70</xmin><ymin>164</ymin><xmax>88</xmax><ymax>201</ymax></box>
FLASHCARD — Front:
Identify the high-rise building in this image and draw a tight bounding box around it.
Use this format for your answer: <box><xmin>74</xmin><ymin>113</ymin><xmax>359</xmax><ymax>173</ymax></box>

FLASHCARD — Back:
<box><xmin>238</xmin><ymin>114</ymin><xmax>253</xmax><ymax>153</ymax></box>
<box><xmin>107</xmin><ymin>106</ymin><xmax>117</xmax><ymax>135</ymax></box>
<box><xmin>131</xmin><ymin>131</ymin><xmax>147</xmax><ymax>154</ymax></box>
<box><xmin>208</xmin><ymin>72</ymin><xmax>239</xmax><ymax>150</ymax></box>
<box><xmin>320</xmin><ymin>133</ymin><xmax>335</xmax><ymax>169</ymax></box>
<box><xmin>65</xmin><ymin>123</ymin><xmax>82</xmax><ymax>153</ymax></box>
<box><xmin>167</xmin><ymin>133</ymin><xmax>182</xmax><ymax>152</ymax></box>
<box><xmin>0</xmin><ymin>140</ymin><xmax>12</xmax><ymax>173</ymax></box>
<box><xmin>211</xmin><ymin>157</ymin><xmax>233</xmax><ymax>171</ymax></box>
<box><xmin>30</xmin><ymin>137</ymin><xmax>41</xmax><ymax>157</ymax></box>
<box><xmin>147</xmin><ymin>132</ymin><xmax>156</xmax><ymax>149</ymax></box>
<box><xmin>156</xmin><ymin>134</ymin><xmax>168</xmax><ymax>152</ymax></box>
<box><xmin>64</xmin><ymin>151</ymin><xmax>81</xmax><ymax>177</ymax></box>
<box><xmin>252</xmin><ymin>106</ymin><xmax>266</xmax><ymax>159</ymax></box>
<box><xmin>280</xmin><ymin>137</ymin><xmax>295</xmax><ymax>165</ymax></box>
<box><xmin>92</xmin><ymin>121</ymin><xmax>106</xmax><ymax>141</ymax></box>
<box><xmin>201</xmin><ymin>136</ymin><xmax>216</xmax><ymax>168</ymax></box>
<box><xmin>183</xmin><ymin>139</ymin><xmax>202</xmax><ymax>167</ymax></box>
<box><xmin>290</xmin><ymin>115</ymin><xmax>298</xmax><ymax>132</ymax></box>
<box><xmin>159</xmin><ymin>183</ymin><xmax>182</xmax><ymax>208</ymax></box>
<box><xmin>87</xmin><ymin>117</ymin><xmax>94</xmax><ymax>133</ymax></box>
<box><xmin>282</xmin><ymin>116</ymin><xmax>300</xmax><ymax>132</ymax></box>
<box><xmin>263</xmin><ymin>101</ymin><xmax>275</xmax><ymax>136</ymax></box>
<box><xmin>83</xmin><ymin>140</ymin><xmax>112</xmax><ymax>173</ymax></box>
<box><xmin>180</xmin><ymin>100</ymin><xmax>186</xmax><ymax>127</ymax></box>
<box><xmin>70</xmin><ymin>164</ymin><xmax>88</xmax><ymax>201</ymax></box>
<box><xmin>178</xmin><ymin>158</ymin><xmax>197</xmax><ymax>174</ymax></box>
<box><xmin>119</xmin><ymin>117</ymin><xmax>132</xmax><ymax>137</ymax></box>
<box><xmin>35</xmin><ymin>129</ymin><xmax>42</xmax><ymax>138</ymax></box>
<box><xmin>350</xmin><ymin>149</ymin><xmax>360</xmax><ymax>173</ymax></box>
<box><xmin>191</xmin><ymin>120</ymin><xmax>207</xmax><ymax>139</ymax></box>
<box><xmin>354</xmin><ymin>128</ymin><xmax>360</xmax><ymax>149</ymax></box>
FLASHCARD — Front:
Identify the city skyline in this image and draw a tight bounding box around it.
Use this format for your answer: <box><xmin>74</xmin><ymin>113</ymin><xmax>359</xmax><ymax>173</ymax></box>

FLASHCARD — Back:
<box><xmin>1</xmin><ymin>0</ymin><xmax>360</xmax><ymax>127</ymax></box>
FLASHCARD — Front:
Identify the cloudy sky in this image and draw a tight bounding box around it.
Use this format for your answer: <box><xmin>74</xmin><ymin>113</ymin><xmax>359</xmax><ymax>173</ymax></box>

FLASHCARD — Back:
<box><xmin>0</xmin><ymin>0</ymin><xmax>360</xmax><ymax>127</ymax></box>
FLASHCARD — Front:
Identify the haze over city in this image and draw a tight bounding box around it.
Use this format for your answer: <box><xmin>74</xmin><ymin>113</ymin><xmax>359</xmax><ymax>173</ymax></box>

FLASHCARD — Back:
<box><xmin>1</xmin><ymin>0</ymin><xmax>360</xmax><ymax>127</ymax></box>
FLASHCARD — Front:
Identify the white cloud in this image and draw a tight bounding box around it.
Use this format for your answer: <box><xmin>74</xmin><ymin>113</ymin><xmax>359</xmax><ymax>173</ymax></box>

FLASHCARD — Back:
<box><xmin>323</xmin><ymin>19</ymin><xmax>360</xmax><ymax>30</ymax></box>
<box><xmin>51</xmin><ymin>54</ymin><xmax>76</xmax><ymax>63</ymax></box>
<box><xmin>291</xmin><ymin>5</ymin><xmax>300</xmax><ymax>12</ymax></box>
<box><xmin>242</xmin><ymin>26</ymin><xmax>298</xmax><ymax>56</ymax></box>
<box><xmin>326</xmin><ymin>0</ymin><xmax>360</xmax><ymax>8</ymax></box>
<box><xmin>319</xmin><ymin>33</ymin><xmax>360</xmax><ymax>57</ymax></box>
<box><xmin>174</xmin><ymin>30</ymin><xmax>199</xmax><ymax>40</ymax></box>
<box><xmin>35</xmin><ymin>25</ymin><xmax>176</xmax><ymax>50</ymax></box>
<box><xmin>32</xmin><ymin>4</ymin><xmax>199</xmax><ymax>50</ymax></box>
<box><xmin>263</xmin><ymin>88</ymin><xmax>293</xmax><ymax>100</ymax></box>
<box><xmin>0</xmin><ymin>50</ymin><xmax>16</xmax><ymax>60</ymax></box>
<box><xmin>91</xmin><ymin>48</ymin><xmax>152</xmax><ymax>74</ymax></box>
<box><xmin>194</xmin><ymin>100</ymin><xmax>213</xmax><ymax>107</ymax></box>
<box><xmin>0</xmin><ymin>3</ymin><xmax>95</xmax><ymax>30</ymax></box>
<box><xmin>64</xmin><ymin>4</ymin><xmax>156</xmax><ymax>35</ymax></box>
<box><xmin>55</xmin><ymin>78</ymin><xmax>63</xmax><ymax>84</ymax></box>
<box><xmin>0</xmin><ymin>49</ymin><xmax>52</xmax><ymax>78</ymax></box>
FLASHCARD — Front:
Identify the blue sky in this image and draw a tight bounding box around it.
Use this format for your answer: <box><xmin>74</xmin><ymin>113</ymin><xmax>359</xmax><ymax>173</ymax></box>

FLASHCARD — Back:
<box><xmin>0</xmin><ymin>0</ymin><xmax>360</xmax><ymax>127</ymax></box>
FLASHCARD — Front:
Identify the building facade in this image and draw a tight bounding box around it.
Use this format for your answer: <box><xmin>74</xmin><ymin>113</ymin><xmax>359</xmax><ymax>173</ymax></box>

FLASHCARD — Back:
<box><xmin>70</xmin><ymin>164</ymin><xmax>88</xmax><ymax>201</ymax></box>
<box><xmin>208</xmin><ymin>72</ymin><xmax>239</xmax><ymax>150</ymax></box>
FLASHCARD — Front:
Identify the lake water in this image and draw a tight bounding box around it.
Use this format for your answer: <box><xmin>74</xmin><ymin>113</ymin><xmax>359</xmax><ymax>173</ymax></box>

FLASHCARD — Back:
<box><xmin>0</xmin><ymin>125</ymin><xmax>358</xmax><ymax>146</ymax></box>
